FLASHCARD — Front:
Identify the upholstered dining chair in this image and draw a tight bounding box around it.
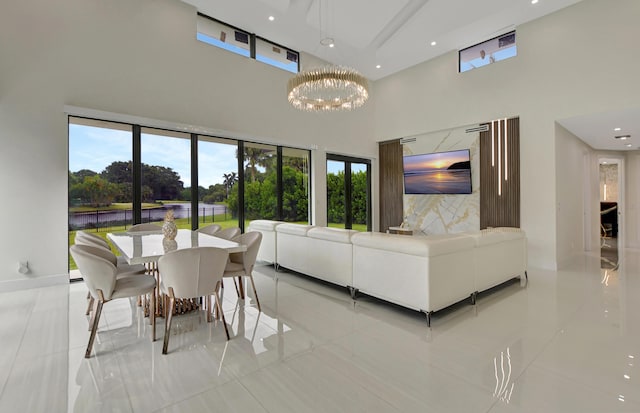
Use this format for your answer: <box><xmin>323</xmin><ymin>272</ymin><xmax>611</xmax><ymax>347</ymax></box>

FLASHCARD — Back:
<box><xmin>75</xmin><ymin>230</ymin><xmax>109</xmax><ymax>248</ymax></box>
<box><xmin>70</xmin><ymin>244</ymin><xmax>156</xmax><ymax>358</ymax></box>
<box><xmin>223</xmin><ymin>231</ymin><xmax>263</xmax><ymax>312</ymax></box>
<box><xmin>158</xmin><ymin>247</ymin><xmax>231</xmax><ymax>354</ymax></box>
<box><xmin>75</xmin><ymin>231</ymin><xmax>143</xmax><ymax>270</ymax></box>
<box><xmin>73</xmin><ymin>242</ymin><xmax>147</xmax><ymax>315</ymax></box>
<box><xmin>127</xmin><ymin>223</ymin><xmax>163</xmax><ymax>232</ymax></box>
<box><xmin>213</xmin><ymin>227</ymin><xmax>241</xmax><ymax>240</ymax></box>
<box><xmin>196</xmin><ymin>224</ymin><xmax>222</xmax><ymax>236</ymax></box>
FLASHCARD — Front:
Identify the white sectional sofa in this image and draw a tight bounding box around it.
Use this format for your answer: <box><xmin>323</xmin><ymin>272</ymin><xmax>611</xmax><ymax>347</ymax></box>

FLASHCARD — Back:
<box><xmin>275</xmin><ymin>224</ymin><xmax>357</xmax><ymax>287</ymax></box>
<box><xmin>248</xmin><ymin>220</ymin><xmax>527</xmax><ymax>327</ymax></box>
<box><xmin>247</xmin><ymin>219</ymin><xmax>280</xmax><ymax>264</ymax></box>
<box><xmin>350</xmin><ymin>232</ymin><xmax>476</xmax><ymax>326</ymax></box>
<box><xmin>468</xmin><ymin>228</ymin><xmax>528</xmax><ymax>294</ymax></box>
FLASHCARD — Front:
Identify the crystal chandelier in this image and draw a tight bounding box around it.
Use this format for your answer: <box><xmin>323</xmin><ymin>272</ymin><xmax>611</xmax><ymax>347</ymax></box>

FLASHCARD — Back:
<box><xmin>287</xmin><ymin>66</ymin><xmax>369</xmax><ymax>112</ymax></box>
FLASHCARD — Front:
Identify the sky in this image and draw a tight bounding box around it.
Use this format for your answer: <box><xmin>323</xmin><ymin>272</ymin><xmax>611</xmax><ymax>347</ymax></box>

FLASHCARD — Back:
<box><xmin>403</xmin><ymin>149</ymin><xmax>469</xmax><ymax>173</ymax></box>
<box><xmin>69</xmin><ymin>124</ymin><xmax>237</xmax><ymax>188</ymax></box>
<box><xmin>70</xmin><ymin>124</ymin><xmax>364</xmax><ymax>187</ymax></box>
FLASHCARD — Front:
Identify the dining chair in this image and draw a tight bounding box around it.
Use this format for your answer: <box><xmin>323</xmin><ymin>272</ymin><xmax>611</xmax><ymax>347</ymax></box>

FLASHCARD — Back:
<box><xmin>75</xmin><ymin>230</ymin><xmax>109</xmax><ymax>248</ymax></box>
<box><xmin>158</xmin><ymin>247</ymin><xmax>231</xmax><ymax>354</ymax></box>
<box><xmin>73</xmin><ymin>242</ymin><xmax>147</xmax><ymax>315</ymax></box>
<box><xmin>70</xmin><ymin>244</ymin><xmax>157</xmax><ymax>358</ymax></box>
<box><xmin>223</xmin><ymin>231</ymin><xmax>263</xmax><ymax>312</ymax></box>
<box><xmin>213</xmin><ymin>227</ymin><xmax>241</xmax><ymax>240</ymax></box>
<box><xmin>127</xmin><ymin>223</ymin><xmax>163</xmax><ymax>232</ymax></box>
<box><xmin>75</xmin><ymin>231</ymin><xmax>137</xmax><ymax>268</ymax></box>
<box><xmin>196</xmin><ymin>224</ymin><xmax>222</xmax><ymax>236</ymax></box>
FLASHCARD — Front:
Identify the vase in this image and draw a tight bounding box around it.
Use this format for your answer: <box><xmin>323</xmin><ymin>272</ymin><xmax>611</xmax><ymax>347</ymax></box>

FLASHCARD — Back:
<box><xmin>162</xmin><ymin>220</ymin><xmax>177</xmax><ymax>240</ymax></box>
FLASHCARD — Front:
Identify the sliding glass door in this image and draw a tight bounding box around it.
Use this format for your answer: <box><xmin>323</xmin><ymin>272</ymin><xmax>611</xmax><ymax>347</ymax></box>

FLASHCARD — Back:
<box><xmin>327</xmin><ymin>155</ymin><xmax>371</xmax><ymax>231</ymax></box>
<box><xmin>69</xmin><ymin>116</ymin><xmax>312</xmax><ymax>279</ymax></box>
<box><xmin>68</xmin><ymin>117</ymin><xmax>133</xmax><ymax>279</ymax></box>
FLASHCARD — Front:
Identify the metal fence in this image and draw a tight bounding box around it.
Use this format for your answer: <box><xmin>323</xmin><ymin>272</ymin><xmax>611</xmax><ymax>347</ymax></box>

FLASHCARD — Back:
<box><xmin>69</xmin><ymin>205</ymin><xmax>229</xmax><ymax>231</ymax></box>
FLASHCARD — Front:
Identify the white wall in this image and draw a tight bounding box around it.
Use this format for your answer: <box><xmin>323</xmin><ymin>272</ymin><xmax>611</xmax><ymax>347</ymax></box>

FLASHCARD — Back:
<box><xmin>555</xmin><ymin>123</ymin><xmax>593</xmax><ymax>268</ymax></box>
<box><xmin>625</xmin><ymin>154</ymin><xmax>640</xmax><ymax>249</ymax></box>
<box><xmin>0</xmin><ymin>0</ymin><xmax>375</xmax><ymax>290</ymax></box>
<box><xmin>373</xmin><ymin>0</ymin><xmax>640</xmax><ymax>269</ymax></box>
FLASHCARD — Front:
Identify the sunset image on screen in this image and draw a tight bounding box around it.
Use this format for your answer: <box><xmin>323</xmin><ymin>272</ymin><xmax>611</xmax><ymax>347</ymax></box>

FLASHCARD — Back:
<box><xmin>402</xmin><ymin>149</ymin><xmax>471</xmax><ymax>194</ymax></box>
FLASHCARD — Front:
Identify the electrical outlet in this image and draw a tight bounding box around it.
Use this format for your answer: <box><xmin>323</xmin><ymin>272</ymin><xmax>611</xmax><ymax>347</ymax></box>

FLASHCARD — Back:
<box><xmin>18</xmin><ymin>261</ymin><xmax>29</xmax><ymax>274</ymax></box>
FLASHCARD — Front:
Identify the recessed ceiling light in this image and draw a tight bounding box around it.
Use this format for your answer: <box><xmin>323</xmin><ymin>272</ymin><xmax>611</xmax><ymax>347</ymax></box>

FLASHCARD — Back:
<box><xmin>602</xmin><ymin>161</ymin><xmax>608</xmax><ymax>164</ymax></box>
<box><xmin>626</xmin><ymin>144</ymin><xmax>633</xmax><ymax>147</ymax></box>
<box><xmin>268</xmin><ymin>15</ymin><xmax>275</xmax><ymax>21</ymax></box>
<box><xmin>531</xmin><ymin>0</ymin><xmax>539</xmax><ymax>4</ymax></box>
<box><xmin>615</xmin><ymin>135</ymin><xmax>630</xmax><ymax>140</ymax></box>
<box><xmin>431</xmin><ymin>41</ymin><xmax>437</xmax><ymax>46</ymax></box>
<box><xmin>376</xmin><ymin>64</ymin><xmax>381</xmax><ymax>69</ymax></box>
<box><xmin>320</xmin><ymin>37</ymin><xmax>334</xmax><ymax>47</ymax></box>
<box><xmin>614</xmin><ymin>127</ymin><xmax>621</xmax><ymax>131</ymax></box>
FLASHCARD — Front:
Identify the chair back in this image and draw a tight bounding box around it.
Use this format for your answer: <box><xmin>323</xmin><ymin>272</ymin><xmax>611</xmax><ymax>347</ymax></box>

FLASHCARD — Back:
<box><xmin>72</xmin><ymin>243</ymin><xmax>118</xmax><ymax>266</ymax></box>
<box><xmin>214</xmin><ymin>227</ymin><xmax>241</xmax><ymax>240</ymax></box>
<box><xmin>197</xmin><ymin>224</ymin><xmax>222</xmax><ymax>236</ymax></box>
<box><xmin>158</xmin><ymin>247</ymin><xmax>229</xmax><ymax>298</ymax></box>
<box><xmin>76</xmin><ymin>231</ymin><xmax>109</xmax><ymax>249</ymax></box>
<box><xmin>229</xmin><ymin>231</ymin><xmax>262</xmax><ymax>274</ymax></box>
<box><xmin>70</xmin><ymin>244</ymin><xmax>117</xmax><ymax>299</ymax></box>
<box><xmin>128</xmin><ymin>223</ymin><xmax>162</xmax><ymax>232</ymax></box>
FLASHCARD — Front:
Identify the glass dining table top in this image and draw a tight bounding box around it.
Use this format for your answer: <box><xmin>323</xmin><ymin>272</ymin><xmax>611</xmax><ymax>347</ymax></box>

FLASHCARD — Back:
<box><xmin>107</xmin><ymin>229</ymin><xmax>246</xmax><ymax>264</ymax></box>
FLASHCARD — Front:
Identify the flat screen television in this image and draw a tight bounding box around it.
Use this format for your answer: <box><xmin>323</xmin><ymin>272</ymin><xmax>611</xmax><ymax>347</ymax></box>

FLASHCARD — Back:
<box><xmin>403</xmin><ymin>149</ymin><xmax>472</xmax><ymax>194</ymax></box>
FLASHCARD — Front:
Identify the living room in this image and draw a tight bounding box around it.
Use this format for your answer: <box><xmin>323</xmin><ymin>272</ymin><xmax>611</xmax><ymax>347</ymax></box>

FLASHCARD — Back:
<box><xmin>1</xmin><ymin>0</ymin><xmax>639</xmax><ymax>411</ymax></box>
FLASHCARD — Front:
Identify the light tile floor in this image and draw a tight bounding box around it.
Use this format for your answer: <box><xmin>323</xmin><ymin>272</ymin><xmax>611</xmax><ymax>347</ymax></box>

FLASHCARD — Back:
<box><xmin>0</xmin><ymin>247</ymin><xmax>638</xmax><ymax>412</ymax></box>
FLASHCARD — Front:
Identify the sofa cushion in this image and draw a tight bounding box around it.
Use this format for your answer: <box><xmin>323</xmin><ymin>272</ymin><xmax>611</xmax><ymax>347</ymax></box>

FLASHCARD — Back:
<box><xmin>248</xmin><ymin>220</ymin><xmax>282</xmax><ymax>231</ymax></box>
<box><xmin>307</xmin><ymin>227</ymin><xmax>357</xmax><ymax>243</ymax></box>
<box><xmin>275</xmin><ymin>223</ymin><xmax>314</xmax><ymax>236</ymax></box>
<box><xmin>351</xmin><ymin>232</ymin><xmax>474</xmax><ymax>257</ymax></box>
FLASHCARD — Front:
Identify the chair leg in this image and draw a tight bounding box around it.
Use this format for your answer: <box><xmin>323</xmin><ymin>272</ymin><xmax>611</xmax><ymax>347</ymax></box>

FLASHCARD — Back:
<box><xmin>237</xmin><ymin>276</ymin><xmax>245</xmax><ymax>299</ymax></box>
<box><xmin>248</xmin><ymin>274</ymin><xmax>261</xmax><ymax>312</ymax></box>
<box><xmin>85</xmin><ymin>296</ymin><xmax>94</xmax><ymax>316</ymax></box>
<box><xmin>214</xmin><ymin>289</ymin><xmax>230</xmax><ymax>341</ymax></box>
<box><xmin>150</xmin><ymin>291</ymin><xmax>156</xmax><ymax>342</ymax></box>
<box><xmin>88</xmin><ymin>297</ymin><xmax>99</xmax><ymax>331</ymax></box>
<box><xmin>163</xmin><ymin>289</ymin><xmax>175</xmax><ymax>354</ymax></box>
<box><xmin>232</xmin><ymin>277</ymin><xmax>240</xmax><ymax>297</ymax></box>
<box><xmin>85</xmin><ymin>290</ymin><xmax>105</xmax><ymax>358</ymax></box>
<box><xmin>206</xmin><ymin>295</ymin><xmax>212</xmax><ymax>323</ymax></box>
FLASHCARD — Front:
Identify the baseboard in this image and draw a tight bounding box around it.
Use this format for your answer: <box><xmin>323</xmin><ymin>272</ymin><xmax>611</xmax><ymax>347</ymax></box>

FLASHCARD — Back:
<box><xmin>0</xmin><ymin>274</ymin><xmax>69</xmax><ymax>293</ymax></box>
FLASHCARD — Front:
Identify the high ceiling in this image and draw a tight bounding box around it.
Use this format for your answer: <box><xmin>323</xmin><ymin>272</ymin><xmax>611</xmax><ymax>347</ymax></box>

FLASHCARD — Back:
<box><xmin>181</xmin><ymin>0</ymin><xmax>583</xmax><ymax>81</ymax></box>
<box><xmin>180</xmin><ymin>0</ymin><xmax>639</xmax><ymax>152</ymax></box>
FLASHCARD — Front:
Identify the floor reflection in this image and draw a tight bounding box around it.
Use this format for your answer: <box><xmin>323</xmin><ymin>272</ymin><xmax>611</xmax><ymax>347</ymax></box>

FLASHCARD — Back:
<box><xmin>600</xmin><ymin>236</ymin><xmax>618</xmax><ymax>270</ymax></box>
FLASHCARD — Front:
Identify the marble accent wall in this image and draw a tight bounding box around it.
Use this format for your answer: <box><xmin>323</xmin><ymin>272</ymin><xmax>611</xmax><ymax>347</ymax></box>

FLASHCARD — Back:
<box><xmin>402</xmin><ymin>125</ymin><xmax>480</xmax><ymax>235</ymax></box>
<box><xmin>600</xmin><ymin>164</ymin><xmax>618</xmax><ymax>202</ymax></box>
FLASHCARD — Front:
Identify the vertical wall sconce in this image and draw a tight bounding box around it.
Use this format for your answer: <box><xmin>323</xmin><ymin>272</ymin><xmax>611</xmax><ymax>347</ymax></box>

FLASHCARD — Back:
<box><xmin>491</xmin><ymin>118</ymin><xmax>510</xmax><ymax>196</ymax></box>
<box><xmin>504</xmin><ymin>118</ymin><xmax>508</xmax><ymax>181</ymax></box>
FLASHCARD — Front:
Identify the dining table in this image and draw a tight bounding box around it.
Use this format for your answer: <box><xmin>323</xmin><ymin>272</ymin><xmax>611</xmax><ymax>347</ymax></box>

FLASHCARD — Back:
<box><xmin>107</xmin><ymin>228</ymin><xmax>247</xmax><ymax>316</ymax></box>
<box><xmin>107</xmin><ymin>228</ymin><xmax>246</xmax><ymax>265</ymax></box>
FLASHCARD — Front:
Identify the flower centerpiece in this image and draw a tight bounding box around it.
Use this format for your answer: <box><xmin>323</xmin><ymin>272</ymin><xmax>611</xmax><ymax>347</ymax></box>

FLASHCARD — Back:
<box><xmin>162</xmin><ymin>209</ymin><xmax>178</xmax><ymax>240</ymax></box>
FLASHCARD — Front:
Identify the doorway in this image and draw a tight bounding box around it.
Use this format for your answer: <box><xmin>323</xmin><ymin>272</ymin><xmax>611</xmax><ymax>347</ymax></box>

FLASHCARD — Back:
<box><xmin>326</xmin><ymin>154</ymin><xmax>372</xmax><ymax>231</ymax></box>
<box><xmin>598</xmin><ymin>158</ymin><xmax>623</xmax><ymax>269</ymax></box>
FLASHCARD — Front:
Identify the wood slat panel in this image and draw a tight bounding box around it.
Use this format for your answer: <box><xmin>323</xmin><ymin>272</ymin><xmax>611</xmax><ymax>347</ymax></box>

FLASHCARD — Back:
<box><xmin>480</xmin><ymin>118</ymin><xmax>520</xmax><ymax>229</ymax></box>
<box><xmin>379</xmin><ymin>139</ymin><xmax>404</xmax><ymax>232</ymax></box>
